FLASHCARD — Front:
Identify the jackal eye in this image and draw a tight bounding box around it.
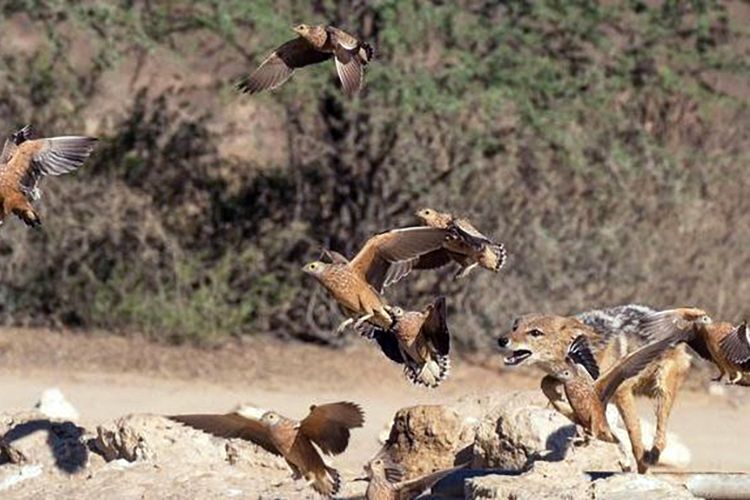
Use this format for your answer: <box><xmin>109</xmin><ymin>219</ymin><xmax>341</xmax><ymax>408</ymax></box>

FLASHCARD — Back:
<box><xmin>511</xmin><ymin>318</ymin><xmax>519</xmax><ymax>331</ymax></box>
<box><xmin>529</xmin><ymin>329</ymin><xmax>544</xmax><ymax>337</ymax></box>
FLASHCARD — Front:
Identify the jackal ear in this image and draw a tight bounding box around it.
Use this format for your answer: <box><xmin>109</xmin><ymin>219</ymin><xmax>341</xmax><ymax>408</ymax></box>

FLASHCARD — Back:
<box><xmin>567</xmin><ymin>335</ymin><xmax>600</xmax><ymax>380</ymax></box>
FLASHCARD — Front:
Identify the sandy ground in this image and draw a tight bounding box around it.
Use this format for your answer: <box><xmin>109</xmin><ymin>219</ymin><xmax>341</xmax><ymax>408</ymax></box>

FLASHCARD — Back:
<box><xmin>1</xmin><ymin>327</ymin><xmax>749</xmax><ymax>475</ymax></box>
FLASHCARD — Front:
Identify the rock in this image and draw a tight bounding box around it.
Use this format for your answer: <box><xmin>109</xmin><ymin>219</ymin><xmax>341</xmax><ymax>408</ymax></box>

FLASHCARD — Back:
<box><xmin>465</xmin><ymin>462</ymin><xmax>590</xmax><ymax>499</ymax></box>
<box><xmin>381</xmin><ymin>405</ymin><xmax>472</xmax><ymax>478</ymax></box>
<box><xmin>0</xmin><ymin>464</ymin><xmax>44</xmax><ymax>494</ymax></box>
<box><xmin>472</xmin><ymin>391</ymin><xmax>628</xmax><ymax>472</ymax></box>
<box><xmin>592</xmin><ymin>473</ymin><xmax>696</xmax><ymax>499</ymax></box>
<box><xmin>34</xmin><ymin>389</ymin><xmax>79</xmax><ymax>422</ymax></box>
<box><xmin>0</xmin><ymin>411</ymin><xmax>89</xmax><ymax>474</ymax></box>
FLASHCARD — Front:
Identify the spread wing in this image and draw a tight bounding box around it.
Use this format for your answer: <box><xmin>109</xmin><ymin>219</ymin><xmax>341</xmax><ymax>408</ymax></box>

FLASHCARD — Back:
<box><xmin>168</xmin><ymin>413</ymin><xmax>280</xmax><ymax>455</ymax></box>
<box><xmin>640</xmin><ymin>309</ymin><xmax>711</xmax><ymax>360</ymax></box>
<box><xmin>237</xmin><ymin>37</ymin><xmax>331</xmax><ymax>94</ymax></box>
<box><xmin>719</xmin><ymin>322</ymin><xmax>750</xmax><ymax>369</ymax></box>
<box><xmin>396</xmin><ymin>463</ymin><xmax>468</xmax><ymax>500</ymax></box>
<box><xmin>333</xmin><ymin>44</ymin><xmax>363</xmax><ymax>96</ymax></box>
<box><xmin>359</xmin><ymin>324</ymin><xmax>405</xmax><ymax>364</ymax></box>
<box><xmin>566</xmin><ymin>335</ymin><xmax>600</xmax><ymax>380</ymax></box>
<box><xmin>327</xmin><ymin>28</ymin><xmax>365</xmax><ymax>95</ymax></box>
<box><xmin>350</xmin><ymin>227</ymin><xmax>448</xmax><ymax>292</ymax></box>
<box><xmin>300</xmin><ymin>402</ymin><xmax>364</xmax><ymax>455</ymax></box>
<box><xmin>8</xmin><ymin>136</ymin><xmax>97</xmax><ymax>197</ymax></box>
<box><xmin>422</xmin><ymin>296</ymin><xmax>450</xmax><ymax>356</ymax></box>
<box><xmin>595</xmin><ymin>335</ymin><xmax>677</xmax><ymax>404</ymax></box>
<box><xmin>412</xmin><ymin>249</ymin><xmax>455</xmax><ymax>270</ymax></box>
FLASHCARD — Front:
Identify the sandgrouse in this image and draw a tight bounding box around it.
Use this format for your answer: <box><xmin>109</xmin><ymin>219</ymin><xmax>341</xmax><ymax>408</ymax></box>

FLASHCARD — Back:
<box><xmin>0</xmin><ymin>125</ymin><xmax>97</xmax><ymax>228</ymax></box>
<box><xmin>643</xmin><ymin>307</ymin><xmax>748</xmax><ymax>384</ymax></box>
<box><xmin>355</xmin><ymin>455</ymin><xmax>466</xmax><ymax>500</ymax></box>
<box><xmin>358</xmin><ymin>296</ymin><xmax>451</xmax><ymax>388</ymax></box>
<box><xmin>171</xmin><ymin>402</ymin><xmax>364</xmax><ymax>497</ymax></box>
<box><xmin>238</xmin><ymin>24</ymin><xmax>373</xmax><ymax>96</ymax></box>
<box><xmin>303</xmin><ymin>226</ymin><xmax>450</xmax><ymax>334</ymax></box>
<box><xmin>552</xmin><ymin>333</ymin><xmax>681</xmax><ymax>443</ymax></box>
<box><xmin>414</xmin><ymin>208</ymin><xmax>506</xmax><ymax>279</ymax></box>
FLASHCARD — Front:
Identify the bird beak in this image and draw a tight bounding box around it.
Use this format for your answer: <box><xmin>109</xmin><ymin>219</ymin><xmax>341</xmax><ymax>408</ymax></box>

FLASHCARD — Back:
<box><xmin>352</xmin><ymin>476</ymin><xmax>368</xmax><ymax>482</ymax></box>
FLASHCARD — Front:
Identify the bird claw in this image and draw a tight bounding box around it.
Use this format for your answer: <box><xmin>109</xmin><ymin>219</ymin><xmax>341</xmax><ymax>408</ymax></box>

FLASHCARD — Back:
<box><xmin>353</xmin><ymin>314</ymin><xmax>374</xmax><ymax>330</ymax></box>
<box><xmin>334</xmin><ymin>318</ymin><xmax>354</xmax><ymax>336</ymax></box>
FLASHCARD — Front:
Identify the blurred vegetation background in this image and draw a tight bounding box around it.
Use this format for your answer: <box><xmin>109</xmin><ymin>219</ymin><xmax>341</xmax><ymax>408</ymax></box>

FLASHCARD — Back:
<box><xmin>0</xmin><ymin>0</ymin><xmax>747</xmax><ymax>349</ymax></box>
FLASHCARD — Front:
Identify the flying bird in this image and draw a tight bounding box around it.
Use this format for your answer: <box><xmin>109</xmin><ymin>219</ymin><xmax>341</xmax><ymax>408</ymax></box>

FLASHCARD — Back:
<box><xmin>238</xmin><ymin>24</ymin><xmax>374</xmax><ymax>96</ymax></box>
<box><xmin>552</xmin><ymin>333</ymin><xmax>681</xmax><ymax>443</ymax></box>
<box><xmin>355</xmin><ymin>454</ymin><xmax>467</xmax><ymax>500</ymax></box>
<box><xmin>643</xmin><ymin>308</ymin><xmax>748</xmax><ymax>384</ymax></box>
<box><xmin>414</xmin><ymin>208</ymin><xmax>506</xmax><ymax>279</ymax></box>
<box><xmin>171</xmin><ymin>402</ymin><xmax>364</xmax><ymax>497</ymax></box>
<box><xmin>0</xmin><ymin>125</ymin><xmax>97</xmax><ymax>228</ymax></box>
<box><xmin>358</xmin><ymin>296</ymin><xmax>451</xmax><ymax>388</ymax></box>
<box><xmin>303</xmin><ymin>227</ymin><xmax>450</xmax><ymax>334</ymax></box>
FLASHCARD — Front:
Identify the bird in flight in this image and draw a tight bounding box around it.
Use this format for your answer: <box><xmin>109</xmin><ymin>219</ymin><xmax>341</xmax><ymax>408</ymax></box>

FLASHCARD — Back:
<box><xmin>171</xmin><ymin>402</ymin><xmax>364</xmax><ymax>497</ymax></box>
<box><xmin>238</xmin><ymin>24</ymin><xmax>374</xmax><ymax>96</ymax></box>
<box><xmin>358</xmin><ymin>296</ymin><xmax>452</xmax><ymax>388</ymax></box>
<box><xmin>643</xmin><ymin>307</ymin><xmax>749</xmax><ymax>384</ymax></box>
<box><xmin>414</xmin><ymin>208</ymin><xmax>506</xmax><ymax>279</ymax></box>
<box><xmin>0</xmin><ymin>125</ymin><xmax>97</xmax><ymax>229</ymax></box>
<box><xmin>303</xmin><ymin>226</ymin><xmax>450</xmax><ymax>334</ymax></box>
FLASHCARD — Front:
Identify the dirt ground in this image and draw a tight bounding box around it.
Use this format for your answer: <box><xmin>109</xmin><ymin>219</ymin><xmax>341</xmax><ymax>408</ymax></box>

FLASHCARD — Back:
<box><xmin>1</xmin><ymin>327</ymin><xmax>749</xmax><ymax>476</ymax></box>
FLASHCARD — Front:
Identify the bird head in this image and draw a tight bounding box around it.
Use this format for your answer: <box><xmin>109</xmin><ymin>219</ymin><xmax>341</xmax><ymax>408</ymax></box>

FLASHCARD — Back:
<box><xmin>260</xmin><ymin>411</ymin><xmax>283</xmax><ymax>427</ymax></box>
<box><xmin>293</xmin><ymin>23</ymin><xmax>310</xmax><ymax>36</ymax></box>
<box><xmin>675</xmin><ymin>307</ymin><xmax>712</xmax><ymax>326</ymax></box>
<box><xmin>302</xmin><ymin>260</ymin><xmax>327</xmax><ymax>277</ymax></box>
<box><xmin>389</xmin><ymin>306</ymin><xmax>405</xmax><ymax>319</ymax></box>
<box><xmin>357</xmin><ymin>456</ymin><xmax>405</xmax><ymax>483</ymax></box>
<box><xmin>415</xmin><ymin>207</ymin><xmax>436</xmax><ymax>222</ymax></box>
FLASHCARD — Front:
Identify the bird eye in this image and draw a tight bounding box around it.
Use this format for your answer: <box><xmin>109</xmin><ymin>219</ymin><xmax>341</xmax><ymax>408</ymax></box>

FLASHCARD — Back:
<box><xmin>374</xmin><ymin>459</ymin><xmax>382</xmax><ymax>465</ymax></box>
<box><xmin>529</xmin><ymin>329</ymin><xmax>544</xmax><ymax>337</ymax></box>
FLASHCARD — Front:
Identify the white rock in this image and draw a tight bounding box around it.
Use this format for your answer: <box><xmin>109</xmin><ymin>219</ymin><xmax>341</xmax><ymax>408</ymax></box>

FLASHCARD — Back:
<box><xmin>35</xmin><ymin>388</ymin><xmax>79</xmax><ymax>421</ymax></box>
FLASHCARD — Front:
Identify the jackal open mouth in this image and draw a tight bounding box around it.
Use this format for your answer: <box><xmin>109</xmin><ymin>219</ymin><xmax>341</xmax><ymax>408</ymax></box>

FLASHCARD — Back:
<box><xmin>505</xmin><ymin>349</ymin><xmax>532</xmax><ymax>366</ymax></box>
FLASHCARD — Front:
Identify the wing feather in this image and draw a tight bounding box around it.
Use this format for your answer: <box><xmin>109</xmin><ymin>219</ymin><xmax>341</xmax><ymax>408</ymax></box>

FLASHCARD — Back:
<box><xmin>300</xmin><ymin>402</ymin><xmax>364</xmax><ymax>455</ymax></box>
<box><xmin>168</xmin><ymin>413</ymin><xmax>280</xmax><ymax>456</ymax></box>
<box><xmin>237</xmin><ymin>37</ymin><xmax>330</xmax><ymax>94</ymax></box>
<box><xmin>350</xmin><ymin>227</ymin><xmax>449</xmax><ymax>290</ymax></box>
<box><xmin>719</xmin><ymin>322</ymin><xmax>750</xmax><ymax>369</ymax></box>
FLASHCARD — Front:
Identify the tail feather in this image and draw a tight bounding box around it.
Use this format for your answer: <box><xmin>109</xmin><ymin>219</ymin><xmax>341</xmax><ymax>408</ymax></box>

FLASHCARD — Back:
<box><xmin>17</xmin><ymin>209</ymin><xmax>41</xmax><ymax>228</ymax></box>
<box><xmin>484</xmin><ymin>242</ymin><xmax>507</xmax><ymax>272</ymax></box>
<box><xmin>403</xmin><ymin>354</ymin><xmax>450</xmax><ymax>388</ymax></box>
<box><xmin>327</xmin><ymin>466</ymin><xmax>341</xmax><ymax>496</ymax></box>
<box><xmin>359</xmin><ymin>42</ymin><xmax>374</xmax><ymax>64</ymax></box>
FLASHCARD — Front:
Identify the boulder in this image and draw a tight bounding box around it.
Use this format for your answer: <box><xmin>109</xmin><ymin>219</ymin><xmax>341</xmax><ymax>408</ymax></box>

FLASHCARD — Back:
<box><xmin>0</xmin><ymin>411</ymin><xmax>88</xmax><ymax>474</ymax></box>
<box><xmin>380</xmin><ymin>405</ymin><xmax>472</xmax><ymax>477</ymax></box>
<box><xmin>465</xmin><ymin>462</ymin><xmax>590</xmax><ymax>500</ymax></box>
<box><xmin>472</xmin><ymin>391</ymin><xmax>628</xmax><ymax>472</ymax></box>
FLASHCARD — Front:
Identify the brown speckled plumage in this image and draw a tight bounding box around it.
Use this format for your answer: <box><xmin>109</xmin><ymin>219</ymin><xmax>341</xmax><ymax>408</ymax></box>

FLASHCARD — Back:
<box><xmin>303</xmin><ymin>227</ymin><xmax>450</xmax><ymax>333</ymax></box>
<box><xmin>0</xmin><ymin>126</ymin><xmax>97</xmax><ymax>229</ymax></box>
<box><xmin>171</xmin><ymin>402</ymin><xmax>364</xmax><ymax>497</ymax></box>
<box><xmin>359</xmin><ymin>297</ymin><xmax>451</xmax><ymax>388</ymax></box>
<box><xmin>357</xmin><ymin>455</ymin><xmax>466</xmax><ymax>500</ymax></box>
<box><xmin>237</xmin><ymin>24</ymin><xmax>373</xmax><ymax>96</ymax></box>
<box><xmin>414</xmin><ymin>208</ymin><xmax>506</xmax><ymax>279</ymax></box>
